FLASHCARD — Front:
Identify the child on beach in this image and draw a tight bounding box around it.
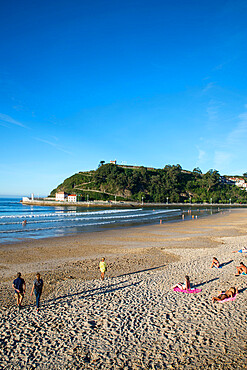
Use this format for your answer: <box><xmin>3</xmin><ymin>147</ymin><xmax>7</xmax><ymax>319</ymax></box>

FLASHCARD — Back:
<box><xmin>172</xmin><ymin>275</ymin><xmax>191</xmax><ymax>291</ymax></box>
<box><xmin>12</xmin><ymin>272</ymin><xmax>26</xmax><ymax>311</ymax></box>
<box><xmin>235</xmin><ymin>262</ymin><xmax>247</xmax><ymax>276</ymax></box>
<box><xmin>99</xmin><ymin>257</ymin><xmax>107</xmax><ymax>281</ymax></box>
<box><xmin>212</xmin><ymin>287</ymin><xmax>238</xmax><ymax>303</ymax></box>
<box><xmin>30</xmin><ymin>273</ymin><xmax>44</xmax><ymax>311</ymax></box>
<box><xmin>210</xmin><ymin>257</ymin><xmax>220</xmax><ymax>268</ymax></box>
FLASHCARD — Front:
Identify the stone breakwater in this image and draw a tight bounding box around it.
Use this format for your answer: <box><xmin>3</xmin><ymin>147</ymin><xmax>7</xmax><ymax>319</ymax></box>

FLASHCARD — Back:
<box><xmin>0</xmin><ymin>234</ymin><xmax>246</xmax><ymax>369</ymax></box>
<box><xmin>21</xmin><ymin>199</ymin><xmax>247</xmax><ymax>208</ymax></box>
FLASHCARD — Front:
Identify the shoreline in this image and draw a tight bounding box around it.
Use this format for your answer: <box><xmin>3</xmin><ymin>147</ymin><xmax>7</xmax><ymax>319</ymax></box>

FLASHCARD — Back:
<box><xmin>1</xmin><ymin>208</ymin><xmax>246</xmax><ymax>368</ymax></box>
<box><xmin>0</xmin><ymin>204</ymin><xmax>224</xmax><ymax>247</ymax></box>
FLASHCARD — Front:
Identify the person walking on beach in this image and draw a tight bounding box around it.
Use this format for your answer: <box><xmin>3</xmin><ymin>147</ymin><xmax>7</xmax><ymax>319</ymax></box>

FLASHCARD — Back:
<box><xmin>30</xmin><ymin>273</ymin><xmax>43</xmax><ymax>311</ymax></box>
<box><xmin>235</xmin><ymin>262</ymin><xmax>247</xmax><ymax>276</ymax></box>
<box><xmin>99</xmin><ymin>257</ymin><xmax>107</xmax><ymax>281</ymax></box>
<box><xmin>12</xmin><ymin>272</ymin><xmax>26</xmax><ymax>311</ymax></box>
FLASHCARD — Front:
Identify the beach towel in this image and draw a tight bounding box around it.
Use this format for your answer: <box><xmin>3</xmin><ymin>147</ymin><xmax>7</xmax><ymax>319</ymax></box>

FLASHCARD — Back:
<box><xmin>173</xmin><ymin>287</ymin><xmax>202</xmax><ymax>293</ymax></box>
<box><xmin>213</xmin><ymin>265</ymin><xmax>222</xmax><ymax>269</ymax></box>
<box><xmin>216</xmin><ymin>293</ymin><xmax>238</xmax><ymax>303</ymax></box>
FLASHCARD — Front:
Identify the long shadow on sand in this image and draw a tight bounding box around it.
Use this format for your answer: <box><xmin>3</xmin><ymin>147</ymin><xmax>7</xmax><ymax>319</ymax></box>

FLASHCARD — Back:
<box><xmin>219</xmin><ymin>259</ymin><xmax>234</xmax><ymax>268</ymax></box>
<box><xmin>44</xmin><ymin>265</ymin><xmax>165</xmax><ymax>305</ymax></box>
<box><xmin>238</xmin><ymin>287</ymin><xmax>247</xmax><ymax>294</ymax></box>
<box><xmin>43</xmin><ymin>279</ymin><xmax>143</xmax><ymax>306</ymax></box>
<box><xmin>116</xmin><ymin>264</ymin><xmax>166</xmax><ymax>278</ymax></box>
<box><xmin>193</xmin><ymin>277</ymin><xmax>219</xmax><ymax>289</ymax></box>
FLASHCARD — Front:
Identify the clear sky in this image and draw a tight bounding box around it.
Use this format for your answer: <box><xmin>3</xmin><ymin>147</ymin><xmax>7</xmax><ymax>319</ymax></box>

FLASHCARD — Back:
<box><xmin>0</xmin><ymin>0</ymin><xmax>247</xmax><ymax>196</ymax></box>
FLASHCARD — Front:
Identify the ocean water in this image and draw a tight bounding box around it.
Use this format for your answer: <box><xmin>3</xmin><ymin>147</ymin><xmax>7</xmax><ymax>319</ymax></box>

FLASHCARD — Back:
<box><xmin>0</xmin><ymin>198</ymin><xmax>221</xmax><ymax>244</ymax></box>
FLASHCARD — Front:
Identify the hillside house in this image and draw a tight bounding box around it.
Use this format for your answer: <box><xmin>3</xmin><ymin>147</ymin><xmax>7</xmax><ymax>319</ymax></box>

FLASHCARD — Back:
<box><xmin>68</xmin><ymin>194</ymin><xmax>77</xmax><ymax>202</ymax></box>
<box><xmin>228</xmin><ymin>177</ymin><xmax>247</xmax><ymax>190</ymax></box>
<box><xmin>55</xmin><ymin>192</ymin><xmax>68</xmax><ymax>201</ymax></box>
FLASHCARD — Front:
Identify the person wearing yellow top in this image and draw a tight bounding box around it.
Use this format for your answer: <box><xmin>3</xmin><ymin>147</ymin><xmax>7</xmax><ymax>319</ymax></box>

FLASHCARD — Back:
<box><xmin>99</xmin><ymin>257</ymin><xmax>107</xmax><ymax>280</ymax></box>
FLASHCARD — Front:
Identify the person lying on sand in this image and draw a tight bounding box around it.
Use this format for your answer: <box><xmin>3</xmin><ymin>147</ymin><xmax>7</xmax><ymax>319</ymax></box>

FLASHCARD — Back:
<box><xmin>235</xmin><ymin>262</ymin><xmax>247</xmax><ymax>276</ymax></box>
<box><xmin>232</xmin><ymin>248</ymin><xmax>247</xmax><ymax>253</ymax></box>
<box><xmin>212</xmin><ymin>287</ymin><xmax>238</xmax><ymax>303</ymax></box>
<box><xmin>172</xmin><ymin>275</ymin><xmax>191</xmax><ymax>291</ymax></box>
<box><xmin>210</xmin><ymin>257</ymin><xmax>220</xmax><ymax>268</ymax></box>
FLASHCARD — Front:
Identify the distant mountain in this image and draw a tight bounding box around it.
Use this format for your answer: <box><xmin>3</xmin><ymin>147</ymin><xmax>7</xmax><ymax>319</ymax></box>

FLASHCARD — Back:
<box><xmin>50</xmin><ymin>163</ymin><xmax>247</xmax><ymax>204</ymax></box>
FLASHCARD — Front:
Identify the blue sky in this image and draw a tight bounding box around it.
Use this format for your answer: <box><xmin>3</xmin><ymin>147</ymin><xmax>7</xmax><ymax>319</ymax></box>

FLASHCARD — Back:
<box><xmin>0</xmin><ymin>0</ymin><xmax>247</xmax><ymax>196</ymax></box>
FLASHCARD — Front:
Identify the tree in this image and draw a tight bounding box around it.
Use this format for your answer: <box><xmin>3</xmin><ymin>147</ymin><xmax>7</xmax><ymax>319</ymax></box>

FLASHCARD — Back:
<box><xmin>202</xmin><ymin>170</ymin><xmax>220</xmax><ymax>192</ymax></box>
<box><xmin>98</xmin><ymin>160</ymin><xmax>105</xmax><ymax>168</ymax></box>
<box><xmin>193</xmin><ymin>167</ymin><xmax>202</xmax><ymax>178</ymax></box>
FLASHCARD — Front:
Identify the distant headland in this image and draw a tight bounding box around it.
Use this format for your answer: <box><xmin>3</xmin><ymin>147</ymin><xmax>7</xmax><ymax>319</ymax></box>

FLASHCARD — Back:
<box><xmin>22</xmin><ymin>161</ymin><xmax>247</xmax><ymax>206</ymax></box>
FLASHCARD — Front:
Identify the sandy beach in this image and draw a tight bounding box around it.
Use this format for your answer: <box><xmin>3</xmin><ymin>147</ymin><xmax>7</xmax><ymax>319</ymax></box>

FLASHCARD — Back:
<box><xmin>0</xmin><ymin>209</ymin><xmax>247</xmax><ymax>369</ymax></box>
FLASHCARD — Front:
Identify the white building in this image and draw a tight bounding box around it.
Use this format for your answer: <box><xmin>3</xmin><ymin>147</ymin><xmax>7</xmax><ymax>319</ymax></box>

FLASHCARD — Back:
<box><xmin>228</xmin><ymin>177</ymin><xmax>247</xmax><ymax>191</ymax></box>
<box><xmin>68</xmin><ymin>194</ymin><xmax>77</xmax><ymax>202</ymax></box>
<box><xmin>55</xmin><ymin>192</ymin><xmax>68</xmax><ymax>201</ymax></box>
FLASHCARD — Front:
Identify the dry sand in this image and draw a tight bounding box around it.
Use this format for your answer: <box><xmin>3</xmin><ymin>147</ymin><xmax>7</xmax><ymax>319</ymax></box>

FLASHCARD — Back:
<box><xmin>0</xmin><ymin>209</ymin><xmax>246</xmax><ymax>369</ymax></box>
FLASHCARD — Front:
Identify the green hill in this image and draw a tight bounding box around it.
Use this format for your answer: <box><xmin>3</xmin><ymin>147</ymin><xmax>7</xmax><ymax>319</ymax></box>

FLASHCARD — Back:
<box><xmin>50</xmin><ymin>164</ymin><xmax>247</xmax><ymax>204</ymax></box>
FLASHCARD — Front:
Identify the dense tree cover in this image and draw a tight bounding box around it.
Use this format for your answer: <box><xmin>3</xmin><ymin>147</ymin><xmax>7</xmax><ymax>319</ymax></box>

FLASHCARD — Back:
<box><xmin>50</xmin><ymin>164</ymin><xmax>247</xmax><ymax>203</ymax></box>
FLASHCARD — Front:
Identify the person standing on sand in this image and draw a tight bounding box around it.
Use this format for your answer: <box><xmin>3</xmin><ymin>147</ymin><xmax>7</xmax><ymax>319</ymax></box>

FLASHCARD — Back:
<box><xmin>30</xmin><ymin>273</ymin><xmax>43</xmax><ymax>311</ymax></box>
<box><xmin>99</xmin><ymin>257</ymin><xmax>107</xmax><ymax>281</ymax></box>
<box><xmin>12</xmin><ymin>272</ymin><xmax>26</xmax><ymax>311</ymax></box>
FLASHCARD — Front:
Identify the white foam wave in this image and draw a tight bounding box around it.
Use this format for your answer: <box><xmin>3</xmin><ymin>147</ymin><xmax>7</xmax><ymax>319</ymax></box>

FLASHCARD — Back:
<box><xmin>0</xmin><ymin>208</ymin><xmax>179</xmax><ymax>220</ymax></box>
<box><xmin>0</xmin><ymin>208</ymin><xmax>142</xmax><ymax>219</ymax></box>
<box><xmin>0</xmin><ymin>210</ymin><xmax>181</xmax><ymax>234</ymax></box>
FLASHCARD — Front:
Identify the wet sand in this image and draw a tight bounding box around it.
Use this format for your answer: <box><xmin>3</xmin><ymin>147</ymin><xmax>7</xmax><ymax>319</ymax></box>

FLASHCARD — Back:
<box><xmin>0</xmin><ymin>209</ymin><xmax>247</xmax><ymax>369</ymax></box>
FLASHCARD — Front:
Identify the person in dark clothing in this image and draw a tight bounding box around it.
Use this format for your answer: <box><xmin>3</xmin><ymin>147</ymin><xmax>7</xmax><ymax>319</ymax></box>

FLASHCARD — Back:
<box><xmin>12</xmin><ymin>272</ymin><xmax>26</xmax><ymax>311</ymax></box>
<box><xmin>30</xmin><ymin>273</ymin><xmax>43</xmax><ymax>311</ymax></box>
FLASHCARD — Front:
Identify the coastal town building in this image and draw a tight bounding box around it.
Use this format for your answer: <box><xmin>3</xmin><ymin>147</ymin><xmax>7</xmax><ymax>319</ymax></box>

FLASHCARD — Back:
<box><xmin>224</xmin><ymin>177</ymin><xmax>247</xmax><ymax>191</ymax></box>
<box><xmin>110</xmin><ymin>160</ymin><xmax>117</xmax><ymax>164</ymax></box>
<box><xmin>55</xmin><ymin>192</ymin><xmax>68</xmax><ymax>201</ymax></box>
<box><xmin>68</xmin><ymin>194</ymin><xmax>77</xmax><ymax>202</ymax></box>
<box><xmin>220</xmin><ymin>176</ymin><xmax>235</xmax><ymax>185</ymax></box>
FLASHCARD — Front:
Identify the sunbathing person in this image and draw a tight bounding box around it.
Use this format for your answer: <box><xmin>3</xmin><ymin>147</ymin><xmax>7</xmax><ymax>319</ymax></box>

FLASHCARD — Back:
<box><xmin>235</xmin><ymin>262</ymin><xmax>247</xmax><ymax>276</ymax></box>
<box><xmin>172</xmin><ymin>275</ymin><xmax>191</xmax><ymax>291</ymax></box>
<box><xmin>210</xmin><ymin>257</ymin><xmax>220</xmax><ymax>268</ymax></box>
<box><xmin>232</xmin><ymin>248</ymin><xmax>247</xmax><ymax>253</ymax></box>
<box><xmin>212</xmin><ymin>287</ymin><xmax>238</xmax><ymax>303</ymax></box>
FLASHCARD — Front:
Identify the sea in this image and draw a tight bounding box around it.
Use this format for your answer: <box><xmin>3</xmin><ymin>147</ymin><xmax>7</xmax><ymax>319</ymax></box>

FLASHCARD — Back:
<box><xmin>0</xmin><ymin>197</ymin><xmax>224</xmax><ymax>244</ymax></box>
